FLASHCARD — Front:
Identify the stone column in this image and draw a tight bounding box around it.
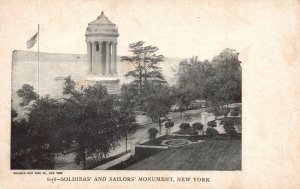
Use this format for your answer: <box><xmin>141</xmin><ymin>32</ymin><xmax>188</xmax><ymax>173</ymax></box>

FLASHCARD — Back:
<box><xmin>92</xmin><ymin>41</ymin><xmax>96</xmax><ymax>74</ymax></box>
<box><xmin>110</xmin><ymin>43</ymin><xmax>114</xmax><ymax>75</ymax></box>
<box><xmin>112</xmin><ymin>42</ymin><xmax>117</xmax><ymax>74</ymax></box>
<box><xmin>87</xmin><ymin>41</ymin><xmax>92</xmax><ymax>73</ymax></box>
<box><xmin>98</xmin><ymin>41</ymin><xmax>103</xmax><ymax>75</ymax></box>
<box><xmin>105</xmin><ymin>41</ymin><xmax>110</xmax><ymax>75</ymax></box>
<box><xmin>109</xmin><ymin>42</ymin><xmax>112</xmax><ymax>74</ymax></box>
<box><xmin>94</xmin><ymin>41</ymin><xmax>99</xmax><ymax>74</ymax></box>
<box><xmin>114</xmin><ymin>42</ymin><xmax>117</xmax><ymax>74</ymax></box>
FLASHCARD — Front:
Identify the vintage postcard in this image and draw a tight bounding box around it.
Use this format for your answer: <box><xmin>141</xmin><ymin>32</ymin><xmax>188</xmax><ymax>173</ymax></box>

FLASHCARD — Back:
<box><xmin>1</xmin><ymin>0</ymin><xmax>300</xmax><ymax>188</ymax></box>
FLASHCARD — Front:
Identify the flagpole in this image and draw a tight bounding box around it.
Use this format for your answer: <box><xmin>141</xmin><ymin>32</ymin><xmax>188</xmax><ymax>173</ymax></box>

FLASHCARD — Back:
<box><xmin>37</xmin><ymin>24</ymin><xmax>40</xmax><ymax>93</ymax></box>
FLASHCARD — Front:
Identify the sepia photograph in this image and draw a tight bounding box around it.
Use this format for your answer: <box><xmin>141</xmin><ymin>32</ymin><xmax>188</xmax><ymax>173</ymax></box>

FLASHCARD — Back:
<box><xmin>1</xmin><ymin>0</ymin><xmax>300</xmax><ymax>188</ymax></box>
<box><xmin>11</xmin><ymin>5</ymin><xmax>241</xmax><ymax>170</ymax></box>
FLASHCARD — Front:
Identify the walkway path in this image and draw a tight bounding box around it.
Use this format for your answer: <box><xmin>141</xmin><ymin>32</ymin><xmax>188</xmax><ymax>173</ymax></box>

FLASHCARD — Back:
<box><xmin>93</xmin><ymin>153</ymin><xmax>131</xmax><ymax>170</ymax></box>
<box><xmin>54</xmin><ymin>108</ymin><xmax>208</xmax><ymax>169</ymax></box>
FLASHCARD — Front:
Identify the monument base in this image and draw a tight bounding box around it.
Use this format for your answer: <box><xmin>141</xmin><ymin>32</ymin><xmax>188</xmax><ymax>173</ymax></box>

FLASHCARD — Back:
<box><xmin>85</xmin><ymin>75</ymin><xmax>120</xmax><ymax>94</ymax></box>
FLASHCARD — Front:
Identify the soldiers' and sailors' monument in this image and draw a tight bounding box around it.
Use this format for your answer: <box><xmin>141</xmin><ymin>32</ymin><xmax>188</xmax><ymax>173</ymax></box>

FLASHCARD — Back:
<box><xmin>86</xmin><ymin>11</ymin><xmax>118</xmax><ymax>77</ymax></box>
<box><xmin>85</xmin><ymin>11</ymin><xmax>120</xmax><ymax>92</ymax></box>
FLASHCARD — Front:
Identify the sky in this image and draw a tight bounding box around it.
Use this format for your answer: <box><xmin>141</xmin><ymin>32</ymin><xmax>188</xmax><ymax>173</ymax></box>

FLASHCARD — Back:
<box><xmin>0</xmin><ymin>0</ymin><xmax>266</xmax><ymax>60</ymax></box>
<box><xmin>0</xmin><ymin>0</ymin><xmax>298</xmax><ymax>61</ymax></box>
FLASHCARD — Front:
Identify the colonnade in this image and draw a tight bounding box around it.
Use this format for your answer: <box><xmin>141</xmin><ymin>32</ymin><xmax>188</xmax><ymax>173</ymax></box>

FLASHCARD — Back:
<box><xmin>87</xmin><ymin>41</ymin><xmax>117</xmax><ymax>75</ymax></box>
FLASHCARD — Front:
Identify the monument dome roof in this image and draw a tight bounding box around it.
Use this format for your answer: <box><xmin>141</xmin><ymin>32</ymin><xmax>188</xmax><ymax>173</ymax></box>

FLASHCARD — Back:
<box><xmin>86</xmin><ymin>11</ymin><xmax>119</xmax><ymax>37</ymax></box>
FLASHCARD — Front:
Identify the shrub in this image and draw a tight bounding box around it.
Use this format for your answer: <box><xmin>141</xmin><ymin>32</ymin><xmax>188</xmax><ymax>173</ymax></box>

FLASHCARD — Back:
<box><xmin>223</xmin><ymin>118</ymin><xmax>237</xmax><ymax>138</ymax></box>
<box><xmin>164</xmin><ymin>121</ymin><xmax>175</xmax><ymax>135</ymax></box>
<box><xmin>214</xmin><ymin>108</ymin><xmax>229</xmax><ymax>117</ymax></box>
<box><xmin>160</xmin><ymin>117</ymin><xmax>169</xmax><ymax>123</ymax></box>
<box><xmin>206</xmin><ymin>107</ymin><xmax>214</xmax><ymax>113</ymax></box>
<box><xmin>17</xmin><ymin>84</ymin><xmax>39</xmax><ymax>106</ymax></box>
<box><xmin>221</xmin><ymin>117</ymin><xmax>241</xmax><ymax>125</ymax></box>
<box><xmin>192</xmin><ymin>122</ymin><xmax>203</xmax><ymax>130</ymax></box>
<box><xmin>148</xmin><ymin>127</ymin><xmax>159</xmax><ymax>140</ymax></box>
<box><xmin>179</xmin><ymin>123</ymin><xmax>191</xmax><ymax>130</ymax></box>
<box><xmin>206</xmin><ymin>127</ymin><xmax>219</xmax><ymax>138</ymax></box>
<box><xmin>223</xmin><ymin>118</ymin><xmax>235</xmax><ymax>127</ymax></box>
<box><xmin>233</xmin><ymin>118</ymin><xmax>241</xmax><ymax>125</ymax></box>
<box><xmin>177</xmin><ymin>128</ymin><xmax>199</xmax><ymax>136</ymax></box>
<box><xmin>232</xmin><ymin>107</ymin><xmax>240</xmax><ymax>111</ymax></box>
<box><xmin>224</xmin><ymin>126</ymin><xmax>237</xmax><ymax>138</ymax></box>
<box><xmin>185</xmin><ymin>128</ymin><xmax>198</xmax><ymax>135</ymax></box>
<box><xmin>207</xmin><ymin>120</ymin><xmax>217</xmax><ymax>127</ymax></box>
<box><xmin>164</xmin><ymin>121</ymin><xmax>174</xmax><ymax>128</ymax></box>
<box><xmin>230</xmin><ymin>107</ymin><xmax>240</xmax><ymax>116</ymax></box>
<box><xmin>214</xmin><ymin>110</ymin><xmax>222</xmax><ymax>117</ymax></box>
<box><xmin>222</xmin><ymin>109</ymin><xmax>230</xmax><ymax>116</ymax></box>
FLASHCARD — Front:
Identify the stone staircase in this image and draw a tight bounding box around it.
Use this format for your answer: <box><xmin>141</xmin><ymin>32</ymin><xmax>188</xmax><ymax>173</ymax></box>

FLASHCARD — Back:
<box><xmin>102</xmin><ymin>81</ymin><xmax>120</xmax><ymax>94</ymax></box>
<box><xmin>83</xmin><ymin>78</ymin><xmax>120</xmax><ymax>94</ymax></box>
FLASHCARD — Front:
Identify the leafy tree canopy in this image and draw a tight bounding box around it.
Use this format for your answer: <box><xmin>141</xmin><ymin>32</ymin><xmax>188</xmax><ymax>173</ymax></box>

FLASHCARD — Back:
<box><xmin>192</xmin><ymin>122</ymin><xmax>203</xmax><ymax>130</ymax></box>
<box><xmin>165</xmin><ymin>121</ymin><xmax>175</xmax><ymax>128</ymax></box>
<box><xmin>148</xmin><ymin>127</ymin><xmax>159</xmax><ymax>140</ymax></box>
<box><xmin>121</xmin><ymin>41</ymin><xmax>166</xmax><ymax>110</ymax></box>
<box><xmin>179</xmin><ymin>123</ymin><xmax>191</xmax><ymax>130</ymax></box>
<box><xmin>17</xmin><ymin>84</ymin><xmax>39</xmax><ymax>106</ymax></box>
<box><xmin>61</xmin><ymin>79</ymin><xmax>137</xmax><ymax>167</ymax></box>
<box><xmin>12</xmin><ymin>78</ymin><xmax>137</xmax><ymax>169</ymax></box>
<box><xmin>143</xmin><ymin>85</ymin><xmax>173</xmax><ymax>134</ymax></box>
<box><xmin>206</xmin><ymin>127</ymin><xmax>219</xmax><ymax>138</ymax></box>
<box><xmin>177</xmin><ymin>49</ymin><xmax>241</xmax><ymax>109</ymax></box>
<box><xmin>207</xmin><ymin>120</ymin><xmax>217</xmax><ymax>127</ymax></box>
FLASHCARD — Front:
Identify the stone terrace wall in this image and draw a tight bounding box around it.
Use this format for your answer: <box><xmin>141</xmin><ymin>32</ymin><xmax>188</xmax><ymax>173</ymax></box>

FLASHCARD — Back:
<box><xmin>12</xmin><ymin>50</ymin><xmax>182</xmax><ymax>115</ymax></box>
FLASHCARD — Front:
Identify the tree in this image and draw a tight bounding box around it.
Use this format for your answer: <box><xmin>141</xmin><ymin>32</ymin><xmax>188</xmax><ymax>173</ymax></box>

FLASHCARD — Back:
<box><xmin>11</xmin><ymin>95</ymin><xmax>67</xmax><ymax>169</ymax></box>
<box><xmin>230</xmin><ymin>107</ymin><xmax>241</xmax><ymax>116</ymax></box>
<box><xmin>203</xmin><ymin>77</ymin><xmax>229</xmax><ymax>111</ymax></box>
<box><xmin>121</xmin><ymin>41</ymin><xmax>165</xmax><ymax>110</ymax></box>
<box><xmin>212</xmin><ymin>49</ymin><xmax>242</xmax><ymax>105</ymax></box>
<box><xmin>12</xmin><ymin>77</ymin><xmax>138</xmax><ymax>169</ymax></box>
<box><xmin>17</xmin><ymin>84</ymin><xmax>39</xmax><ymax>106</ymax></box>
<box><xmin>177</xmin><ymin>49</ymin><xmax>241</xmax><ymax>111</ymax></box>
<box><xmin>177</xmin><ymin>57</ymin><xmax>214</xmax><ymax>100</ymax></box>
<box><xmin>12</xmin><ymin>85</ymin><xmax>64</xmax><ymax>169</ymax></box>
<box><xmin>63</xmin><ymin>76</ymin><xmax>79</xmax><ymax>96</ymax></box>
<box><xmin>222</xmin><ymin>118</ymin><xmax>237</xmax><ymax>138</ymax></box>
<box><xmin>27</xmin><ymin>96</ymin><xmax>68</xmax><ymax>168</ymax></box>
<box><xmin>179</xmin><ymin>128</ymin><xmax>198</xmax><ymax>135</ymax></box>
<box><xmin>116</xmin><ymin>111</ymin><xmax>139</xmax><ymax>153</ymax></box>
<box><xmin>11</xmin><ymin>106</ymin><xmax>18</xmax><ymax>119</ymax></box>
<box><xmin>62</xmin><ymin>79</ymin><xmax>137</xmax><ymax>168</ymax></box>
<box><xmin>164</xmin><ymin>121</ymin><xmax>174</xmax><ymax>135</ymax></box>
<box><xmin>143</xmin><ymin>85</ymin><xmax>173</xmax><ymax>135</ymax></box>
<box><xmin>11</xmin><ymin>118</ymin><xmax>33</xmax><ymax>169</ymax></box>
<box><xmin>192</xmin><ymin>122</ymin><xmax>204</xmax><ymax>135</ymax></box>
<box><xmin>11</xmin><ymin>108</ymin><xmax>29</xmax><ymax>169</ymax></box>
<box><xmin>213</xmin><ymin>108</ymin><xmax>230</xmax><ymax>119</ymax></box>
<box><xmin>148</xmin><ymin>127</ymin><xmax>159</xmax><ymax>141</ymax></box>
<box><xmin>171</xmin><ymin>87</ymin><xmax>193</xmax><ymax>117</ymax></box>
<box><xmin>206</xmin><ymin>127</ymin><xmax>219</xmax><ymax>138</ymax></box>
<box><xmin>119</xmin><ymin>82</ymin><xmax>140</xmax><ymax>112</ymax></box>
<box><xmin>177</xmin><ymin>122</ymin><xmax>198</xmax><ymax>135</ymax></box>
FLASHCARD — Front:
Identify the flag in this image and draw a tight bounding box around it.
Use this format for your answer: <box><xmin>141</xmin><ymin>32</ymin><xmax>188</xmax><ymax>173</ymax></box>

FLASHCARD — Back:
<box><xmin>27</xmin><ymin>32</ymin><xmax>38</xmax><ymax>49</ymax></box>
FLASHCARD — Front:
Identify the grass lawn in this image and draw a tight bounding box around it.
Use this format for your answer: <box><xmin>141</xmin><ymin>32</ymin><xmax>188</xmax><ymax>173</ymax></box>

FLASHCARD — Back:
<box><xmin>125</xmin><ymin>139</ymin><xmax>241</xmax><ymax>170</ymax></box>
